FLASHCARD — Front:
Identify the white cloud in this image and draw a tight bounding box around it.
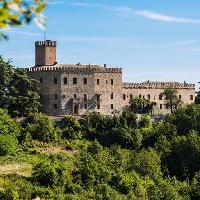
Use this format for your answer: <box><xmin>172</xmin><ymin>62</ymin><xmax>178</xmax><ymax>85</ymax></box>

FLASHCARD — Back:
<box><xmin>134</xmin><ymin>10</ymin><xmax>200</xmax><ymax>24</ymax></box>
<box><xmin>70</xmin><ymin>2</ymin><xmax>99</xmax><ymax>7</ymax></box>
<box><xmin>70</xmin><ymin>2</ymin><xmax>200</xmax><ymax>24</ymax></box>
<box><xmin>46</xmin><ymin>0</ymin><xmax>64</xmax><ymax>5</ymax></box>
<box><xmin>176</xmin><ymin>40</ymin><xmax>197</xmax><ymax>45</ymax></box>
<box><xmin>58</xmin><ymin>35</ymin><xmax>136</xmax><ymax>43</ymax></box>
<box><xmin>5</xmin><ymin>30</ymin><xmax>43</xmax><ymax>37</ymax></box>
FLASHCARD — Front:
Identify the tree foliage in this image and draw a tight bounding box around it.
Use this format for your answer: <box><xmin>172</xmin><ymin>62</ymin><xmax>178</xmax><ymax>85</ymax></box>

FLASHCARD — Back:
<box><xmin>25</xmin><ymin>113</ymin><xmax>61</xmax><ymax>142</ymax></box>
<box><xmin>0</xmin><ymin>134</ymin><xmax>18</xmax><ymax>156</ymax></box>
<box><xmin>130</xmin><ymin>97</ymin><xmax>156</xmax><ymax>114</ymax></box>
<box><xmin>0</xmin><ymin>57</ymin><xmax>40</xmax><ymax>117</ymax></box>
<box><xmin>0</xmin><ymin>108</ymin><xmax>20</xmax><ymax>136</ymax></box>
<box><xmin>1</xmin><ymin>99</ymin><xmax>200</xmax><ymax>198</ymax></box>
<box><xmin>163</xmin><ymin>87</ymin><xmax>182</xmax><ymax>113</ymax></box>
<box><xmin>0</xmin><ymin>0</ymin><xmax>46</xmax><ymax>40</ymax></box>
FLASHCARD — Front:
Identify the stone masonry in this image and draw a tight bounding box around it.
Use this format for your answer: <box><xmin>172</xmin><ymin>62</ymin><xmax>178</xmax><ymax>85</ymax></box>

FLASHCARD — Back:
<box><xmin>26</xmin><ymin>40</ymin><xmax>195</xmax><ymax>116</ymax></box>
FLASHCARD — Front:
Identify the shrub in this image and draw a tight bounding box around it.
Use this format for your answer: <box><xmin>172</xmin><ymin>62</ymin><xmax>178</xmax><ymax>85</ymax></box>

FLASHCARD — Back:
<box><xmin>0</xmin><ymin>108</ymin><xmax>20</xmax><ymax>137</ymax></box>
<box><xmin>32</xmin><ymin>161</ymin><xmax>67</xmax><ymax>187</ymax></box>
<box><xmin>58</xmin><ymin>115</ymin><xmax>82</xmax><ymax>139</ymax></box>
<box><xmin>0</xmin><ymin>134</ymin><xmax>18</xmax><ymax>156</ymax></box>
<box><xmin>25</xmin><ymin>113</ymin><xmax>61</xmax><ymax>142</ymax></box>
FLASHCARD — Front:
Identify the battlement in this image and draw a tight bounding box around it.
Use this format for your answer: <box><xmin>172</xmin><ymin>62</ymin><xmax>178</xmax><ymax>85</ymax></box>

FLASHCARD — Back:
<box><xmin>25</xmin><ymin>65</ymin><xmax>122</xmax><ymax>73</ymax></box>
<box><xmin>35</xmin><ymin>40</ymin><xmax>56</xmax><ymax>47</ymax></box>
<box><xmin>123</xmin><ymin>81</ymin><xmax>195</xmax><ymax>89</ymax></box>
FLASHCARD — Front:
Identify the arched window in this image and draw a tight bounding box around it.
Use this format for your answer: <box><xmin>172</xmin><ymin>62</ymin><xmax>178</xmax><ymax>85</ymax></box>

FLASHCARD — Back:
<box><xmin>73</xmin><ymin>77</ymin><xmax>77</xmax><ymax>84</ymax></box>
<box><xmin>83</xmin><ymin>77</ymin><xmax>87</xmax><ymax>85</ymax></box>
<box><xmin>63</xmin><ymin>77</ymin><xmax>67</xmax><ymax>84</ymax></box>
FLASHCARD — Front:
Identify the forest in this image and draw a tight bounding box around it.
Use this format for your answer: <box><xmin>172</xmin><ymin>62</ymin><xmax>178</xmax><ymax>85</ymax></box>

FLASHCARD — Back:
<box><xmin>0</xmin><ymin>57</ymin><xmax>200</xmax><ymax>199</ymax></box>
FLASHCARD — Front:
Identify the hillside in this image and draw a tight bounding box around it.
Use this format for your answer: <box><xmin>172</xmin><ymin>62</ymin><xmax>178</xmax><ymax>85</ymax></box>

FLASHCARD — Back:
<box><xmin>0</xmin><ymin>106</ymin><xmax>200</xmax><ymax>199</ymax></box>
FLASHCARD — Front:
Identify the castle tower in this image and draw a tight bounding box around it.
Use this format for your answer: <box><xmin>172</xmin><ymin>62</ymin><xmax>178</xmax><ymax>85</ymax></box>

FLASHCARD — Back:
<box><xmin>35</xmin><ymin>40</ymin><xmax>57</xmax><ymax>66</ymax></box>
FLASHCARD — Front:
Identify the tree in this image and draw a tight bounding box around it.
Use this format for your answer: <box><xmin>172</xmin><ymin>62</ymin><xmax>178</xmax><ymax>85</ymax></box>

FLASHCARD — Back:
<box><xmin>163</xmin><ymin>87</ymin><xmax>182</xmax><ymax>113</ymax></box>
<box><xmin>25</xmin><ymin>113</ymin><xmax>61</xmax><ymax>142</ymax></box>
<box><xmin>0</xmin><ymin>57</ymin><xmax>40</xmax><ymax>117</ymax></box>
<box><xmin>130</xmin><ymin>97</ymin><xmax>156</xmax><ymax>114</ymax></box>
<box><xmin>58</xmin><ymin>115</ymin><xmax>82</xmax><ymax>139</ymax></box>
<box><xmin>195</xmin><ymin>90</ymin><xmax>200</xmax><ymax>104</ymax></box>
<box><xmin>163</xmin><ymin>131</ymin><xmax>200</xmax><ymax>180</ymax></box>
<box><xmin>130</xmin><ymin>148</ymin><xmax>162</xmax><ymax>179</ymax></box>
<box><xmin>0</xmin><ymin>0</ymin><xmax>46</xmax><ymax>40</ymax></box>
<box><xmin>32</xmin><ymin>161</ymin><xmax>67</xmax><ymax>187</ymax></box>
<box><xmin>167</xmin><ymin>104</ymin><xmax>200</xmax><ymax>135</ymax></box>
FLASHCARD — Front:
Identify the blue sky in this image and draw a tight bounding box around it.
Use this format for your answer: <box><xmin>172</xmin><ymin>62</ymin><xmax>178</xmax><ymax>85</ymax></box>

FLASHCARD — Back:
<box><xmin>1</xmin><ymin>0</ymin><xmax>200</xmax><ymax>85</ymax></box>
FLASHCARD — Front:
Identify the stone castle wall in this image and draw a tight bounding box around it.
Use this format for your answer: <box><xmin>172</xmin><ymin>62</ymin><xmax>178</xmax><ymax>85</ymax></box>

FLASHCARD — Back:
<box><xmin>27</xmin><ymin>65</ymin><xmax>123</xmax><ymax>116</ymax></box>
<box><xmin>26</xmin><ymin>40</ymin><xmax>196</xmax><ymax>116</ymax></box>
<box><xmin>122</xmin><ymin>82</ymin><xmax>195</xmax><ymax>114</ymax></box>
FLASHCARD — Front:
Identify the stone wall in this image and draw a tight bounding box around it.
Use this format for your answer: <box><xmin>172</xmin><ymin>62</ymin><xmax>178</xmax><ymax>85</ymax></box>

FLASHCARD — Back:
<box><xmin>27</xmin><ymin>65</ymin><xmax>123</xmax><ymax>116</ymax></box>
<box><xmin>27</xmin><ymin>66</ymin><xmax>195</xmax><ymax>116</ymax></box>
<box><xmin>122</xmin><ymin>81</ymin><xmax>195</xmax><ymax>114</ymax></box>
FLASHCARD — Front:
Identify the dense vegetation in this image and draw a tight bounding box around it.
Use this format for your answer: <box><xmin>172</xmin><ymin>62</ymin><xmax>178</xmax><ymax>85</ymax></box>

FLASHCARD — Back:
<box><xmin>0</xmin><ymin>104</ymin><xmax>200</xmax><ymax>199</ymax></box>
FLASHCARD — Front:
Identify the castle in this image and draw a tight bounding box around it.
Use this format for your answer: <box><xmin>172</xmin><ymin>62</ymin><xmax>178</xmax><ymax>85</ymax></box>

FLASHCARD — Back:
<box><xmin>26</xmin><ymin>40</ymin><xmax>195</xmax><ymax>116</ymax></box>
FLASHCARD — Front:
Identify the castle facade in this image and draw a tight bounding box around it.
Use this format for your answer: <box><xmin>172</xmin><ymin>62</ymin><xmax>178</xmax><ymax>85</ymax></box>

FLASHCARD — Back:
<box><xmin>26</xmin><ymin>40</ymin><xmax>195</xmax><ymax>116</ymax></box>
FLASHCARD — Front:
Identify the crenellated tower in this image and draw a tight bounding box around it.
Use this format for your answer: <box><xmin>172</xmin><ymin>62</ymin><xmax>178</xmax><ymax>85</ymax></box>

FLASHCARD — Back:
<box><xmin>35</xmin><ymin>40</ymin><xmax>57</xmax><ymax>66</ymax></box>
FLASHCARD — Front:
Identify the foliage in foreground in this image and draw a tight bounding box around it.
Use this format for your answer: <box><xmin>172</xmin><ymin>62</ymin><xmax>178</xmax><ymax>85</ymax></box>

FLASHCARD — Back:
<box><xmin>1</xmin><ymin>104</ymin><xmax>200</xmax><ymax>199</ymax></box>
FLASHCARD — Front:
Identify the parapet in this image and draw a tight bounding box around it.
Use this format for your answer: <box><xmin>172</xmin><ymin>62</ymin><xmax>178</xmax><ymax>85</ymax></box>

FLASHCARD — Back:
<box><xmin>25</xmin><ymin>64</ymin><xmax>122</xmax><ymax>73</ymax></box>
<box><xmin>35</xmin><ymin>40</ymin><xmax>56</xmax><ymax>47</ymax></box>
<box><xmin>123</xmin><ymin>81</ymin><xmax>195</xmax><ymax>89</ymax></box>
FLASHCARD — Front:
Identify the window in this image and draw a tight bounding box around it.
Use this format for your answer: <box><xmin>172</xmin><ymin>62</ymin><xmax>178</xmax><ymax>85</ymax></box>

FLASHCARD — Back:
<box><xmin>111</xmin><ymin>79</ymin><xmax>113</xmax><ymax>85</ymax></box>
<box><xmin>97</xmin><ymin>94</ymin><xmax>100</xmax><ymax>101</ymax></box>
<box><xmin>111</xmin><ymin>93</ymin><xmax>113</xmax><ymax>100</ymax></box>
<box><xmin>84</xmin><ymin>103</ymin><xmax>88</xmax><ymax>109</ymax></box>
<box><xmin>73</xmin><ymin>77</ymin><xmax>77</xmax><ymax>84</ymax></box>
<box><xmin>84</xmin><ymin>94</ymin><xmax>87</xmax><ymax>101</ymax></box>
<box><xmin>54</xmin><ymin>94</ymin><xmax>57</xmax><ymax>100</ymax></box>
<box><xmin>130</xmin><ymin>94</ymin><xmax>133</xmax><ymax>100</ymax></box>
<box><xmin>54</xmin><ymin>104</ymin><xmax>58</xmax><ymax>109</ymax></box>
<box><xmin>179</xmin><ymin>95</ymin><xmax>182</xmax><ymax>99</ymax></box>
<box><xmin>54</xmin><ymin>78</ymin><xmax>57</xmax><ymax>84</ymax></box>
<box><xmin>106</xmin><ymin>80</ymin><xmax>108</xmax><ymax>84</ymax></box>
<box><xmin>159</xmin><ymin>94</ymin><xmax>162</xmax><ymax>100</ymax></box>
<box><xmin>83</xmin><ymin>77</ymin><xmax>87</xmax><ymax>85</ymax></box>
<box><xmin>160</xmin><ymin>104</ymin><xmax>163</xmax><ymax>109</ymax></box>
<box><xmin>97</xmin><ymin>103</ymin><xmax>100</xmax><ymax>109</ymax></box>
<box><xmin>74</xmin><ymin>94</ymin><xmax>77</xmax><ymax>100</ymax></box>
<box><xmin>63</xmin><ymin>77</ymin><xmax>67</xmax><ymax>85</ymax></box>
<box><xmin>111</xmin><ymin>104</ymin><xmax>114</xmax><ymax>110</ymax></box>
<box><xmin>97</xmin><ymin>79</ymin><xmax>100</xmax><ymax>85</ymax></box>
<box><xmin>147</xmin><ymin>94</ymin><xmax>150</xmax><ymax>100</ymax></box>
<box><xmin>190</xmin><ymin>95</ymin><xmax>194</xmax><ymax>100</ymax></box>
<box><xmin>40</xmin><ymin>78</ymin><xmax>42</xmax><ymax>85</ymax></box>
<box><xmin>139</xmin><ymin>94</ymin><xmax>142</xmax><ymax>98</ymax></box>
<box><xmin>123</xmin><ymin>94</ymin><xmax>126</xmax><ymax>100</ymax></box>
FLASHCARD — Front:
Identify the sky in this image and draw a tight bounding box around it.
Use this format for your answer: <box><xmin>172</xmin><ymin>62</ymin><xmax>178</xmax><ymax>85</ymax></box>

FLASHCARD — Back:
<box><xmin>1</xmin><ymin>0</ymin><xmax>200</xmax><ymax>85</ymax></box>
